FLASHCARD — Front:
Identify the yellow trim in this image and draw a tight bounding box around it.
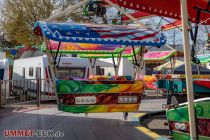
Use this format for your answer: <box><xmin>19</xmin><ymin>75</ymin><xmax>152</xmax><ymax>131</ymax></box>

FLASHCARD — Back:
<box><xmin>135</xmin><ymin>126</ymin><xmax>161</xmax><ymax>139</ymax></box>
<box><xmin>133</xmin><ymin>113</ymin><xmax>167</xmax><ymax>139</ymax></box>
<box><xmin>133</xmin><ymin>113</ymin><xmax>146</xmax><ymax>118</ymax></box>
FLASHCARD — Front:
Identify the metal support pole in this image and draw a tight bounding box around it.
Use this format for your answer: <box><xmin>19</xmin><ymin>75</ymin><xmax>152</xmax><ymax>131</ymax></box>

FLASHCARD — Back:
<box><xmin>88</xmin><ymin>58</ymin><xmax>93</xmax><ymax>75</ymax></box>
<box><xmin>37</xmin><ymin>79</ymin><xmax>41</xmax><ymax>107</ymax></box>
<box><xmin>191</xmin><ymin>9</ymin><xmax>201</xmax><ymax>58</ymax></box>
<box><xmin>44</xmin><ymin>39</ymin><xmax>59</xmax><ymax>105</ymax></box>
<box><xmin>180</xmin><ymin>0</ymin><xmax>197</xmax><ymax>140</ymax></box>
<box><xmin>197</xmin><ymin>63</ymin><xmax>200</xmax><ymax>75</ymax></box>
<box><xmin>57</xmin><ymin>53</ymin><xmax>62</xmax><ymax>67</ymax></box>
<box><xmin>172</xmin><ymin>55</ymin><xmax>176</xmax><ymax>74</ymax></box>
<box><xmin>54</xmin><ymin>41</ymin><xmax>61</xmax><ymax>63</ymax></box>
<box><xmin>132</xmin><ymin>46</ymin><xmax>138</xmax><ymax>66</ymax></box>
<box><xmin>0</xmin><ymin>80</ymin><xmax>2</xmax><ymax>108</ymax></box>
<box><xmin>111</xmin><ymin>54</ymin><xmax>117</xmax><ymax>76</ymax></box>
<box><xmin>89</xmin><ymin>58</ymin><xmax>96</xmax><ymax>75</ymax></box>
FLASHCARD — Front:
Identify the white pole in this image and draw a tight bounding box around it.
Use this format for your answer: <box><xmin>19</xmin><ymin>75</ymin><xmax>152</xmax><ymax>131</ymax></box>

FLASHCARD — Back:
<box><xmin>44</xmin><ymin>39</ymin><xmax>59</xmax><ymax>104</ymax></box>
<box><xmin>180</xmin><ymin>0</ymin><xmax>197</xmax><ymax>140</ymax></box>
<box><xmin>45</xmin><ymin>0</ymin><xmax>89</xmax><ymax>22</ymax></box>
<box><xmin>43</xmin><ymin>0</ymin><xmax>89</xmax><ymax>104</ymax></box>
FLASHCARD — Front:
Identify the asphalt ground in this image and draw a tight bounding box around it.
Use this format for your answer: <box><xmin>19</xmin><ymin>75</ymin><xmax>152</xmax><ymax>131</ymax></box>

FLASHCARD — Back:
<box><xmin>0</xmin><ymin>97</ymin><xmax>168</xmax><ymax>140</ymax></box>
<box><xmin>140</xmin><ymin>112</ymin><xmax>172</xmax><ymax>139</ymax></box>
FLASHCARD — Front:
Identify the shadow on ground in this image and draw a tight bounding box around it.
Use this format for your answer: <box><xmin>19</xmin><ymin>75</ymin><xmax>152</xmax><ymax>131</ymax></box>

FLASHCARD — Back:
<box><xmin>141</xmin><ymin>113</ymin><xmax>172</xmax><ymax>139</ymax></box>
<box><xmin>0</xmin><ymin>108</ymin><xmax>155</xmax><ymax>140</ymax></box>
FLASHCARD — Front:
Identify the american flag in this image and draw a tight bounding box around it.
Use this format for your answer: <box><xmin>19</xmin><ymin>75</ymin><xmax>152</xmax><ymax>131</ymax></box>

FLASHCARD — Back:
<box><xmin>34</xmin><ymin>21</ymin><xmax>166</xmax><ymax>46</ymax></box>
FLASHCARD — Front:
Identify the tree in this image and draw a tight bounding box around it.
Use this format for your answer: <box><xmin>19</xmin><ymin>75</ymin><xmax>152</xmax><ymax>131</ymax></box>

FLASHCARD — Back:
<box><xmin>1</xmin><ymin>0</ymin><xmax>85</xmax><ymax>46</ymax></box>
<box><xmin>1</xmin><ymin>0</ymin><xmax>54</xmax><ymax>46</ymax></box>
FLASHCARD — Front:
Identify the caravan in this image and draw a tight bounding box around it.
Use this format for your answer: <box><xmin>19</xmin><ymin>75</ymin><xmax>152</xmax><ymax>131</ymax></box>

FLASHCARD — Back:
<box><xmin>12</xmin><ymin>55</ymin><xmax>113</xmax><ymax>100</ymax></box>
<box><xmin>13</xmin><ymin>55</ymin><xmax>92</xmax><ymax>80</ymax></box>
<box><xmin>0</xmin><ymin>59</ymin><xmax>10</xmax><ymax>100</ymax></box>
<box><xmin>12</xmin><ymin>55</ymin><xmax>115</xmax><ymax>80</ymax></box>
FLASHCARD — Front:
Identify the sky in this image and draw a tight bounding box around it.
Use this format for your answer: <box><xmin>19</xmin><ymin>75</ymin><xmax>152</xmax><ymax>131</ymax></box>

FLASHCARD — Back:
<box><xmin>106</xmin><ymin>7</ymin><xmax>209</xmax><ymax>46</ymax></box>
<box><xmin>0</xmin><ymin>1</ymin><xmax>209</xmax><ymax>53</ymax></box>
<box><xmin>106</xmin><ymin>7</ymin><xmax>210</xmax><ymax>55</ymax></box>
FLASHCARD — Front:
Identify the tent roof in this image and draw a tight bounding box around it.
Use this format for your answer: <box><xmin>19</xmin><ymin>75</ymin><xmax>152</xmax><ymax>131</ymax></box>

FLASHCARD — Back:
<box><xmin>110</xmin><ymin>0</ymin><xmax>210</xmax><ymax>25</ymax></box>
<box><xmin>144</xmin><ymin>50</ymin><xmax>177</xmax><ymax>62</ymax></box>
<box><xmin>174</xmin><ymin>63</ymin><xmax>210</xmax><ymax>74</ymax></box>
<box><xmin>34</xmin><ymin>21</ymin><xmax>166</xmax><ymax>46</ymax></box>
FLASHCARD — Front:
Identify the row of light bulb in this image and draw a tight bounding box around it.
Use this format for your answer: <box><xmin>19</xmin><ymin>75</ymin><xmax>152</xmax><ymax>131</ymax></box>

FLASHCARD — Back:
<box><xmin>118</xmin><ymin>96</ymin><xmax>138</xmax><ymax>103</ymax></box>
<box><xmin>75</xmin><ymin>96</ymin><xmax>97</xmax><ymax>104</ymax></box>
<box><xmin>59</xmin><ymin>96</ymin><xmax>138</xmax><ymax>105</ymax></box>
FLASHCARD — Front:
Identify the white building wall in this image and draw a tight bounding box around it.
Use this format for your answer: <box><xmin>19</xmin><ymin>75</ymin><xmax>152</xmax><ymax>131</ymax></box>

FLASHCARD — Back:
<box><xmin>118</xmin><ymin>58</ymin><xmax>135</xmax><ymax>77</ymax></box>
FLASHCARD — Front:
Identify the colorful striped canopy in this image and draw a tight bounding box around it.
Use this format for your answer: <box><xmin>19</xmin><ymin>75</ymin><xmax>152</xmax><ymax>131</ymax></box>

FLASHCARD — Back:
<box><xmin>34</xmin><ymin>21</ymin><xmax>166</xmax><ymax>46</ymax></box>
<box><xmin>43</xmin><ymin>40</ymin><xmax>125</xmax><ymax>54</ymax></box>
<box><xmin>197</xmin><ymin>54</ymin><xmax>210</xmax><ymax>64</ymax></box>
<box><xmin>110</xmin><ymin>0</ymin><xmax>210</xmax><ymax>25</ymax></box>
<box><xmin>144</xmin><ymin>50</ymin><xmax>177</xmax><ymax>62</ymax></box>
<box><xmin>79</xmin><ymin>47</ymin><xmax>140</xmax><ymax>58</ymax></box>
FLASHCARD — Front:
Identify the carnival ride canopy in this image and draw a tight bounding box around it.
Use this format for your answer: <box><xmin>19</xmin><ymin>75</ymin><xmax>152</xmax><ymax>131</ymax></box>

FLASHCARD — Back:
<box><xmin>110</xmin><ymin>0</ymin><xmax>210</xmax><ymax>25</ymax></box>
<box><xmin>79</xmin><ymin>47</ymin><xmax>140</xmax><ymax>58</ymax></box>
<box><xmin>144</xmin><ymin>50</ymin><xmax>177</xmax><ymax>62</ymax></box>
<box><xmin>42</xmin><ymin>40</ymin><xmax>140</xmax><ymax>58</ymax></box>
<box><xmin>43</xmin><ymin>40</ymin><xmax>125</xmax><ymax>54</ymax></box>
<box><xmin>34</xmin><ymin>21</ymin><xmax>166</xmax><ymax>47</ymax></box>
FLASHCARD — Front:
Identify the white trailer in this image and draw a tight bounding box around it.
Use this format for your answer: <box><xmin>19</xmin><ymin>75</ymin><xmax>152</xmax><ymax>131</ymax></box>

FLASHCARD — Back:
<box><xmin>13</xmin><ymin>55</ymin><xmax>114</xmax><ymax>80</ymax></box>
<box><xmin>13</xmin><ymin>55</ymin><xmax>90</xmax><ymax>79</ymax></box>
<box><xmin>99</xmin><ymin>57</ymin><xmax>145</xmax><ymax>78</ymax></box>
<box><xmin>12</xmin><ymin>55</ymin><xmax>113</xmax><ymax>100</ymax></box>
<box><xmin>0</xmin><ymin>59</ymin><xmax>10</xmax><ymax>100</ymax></box>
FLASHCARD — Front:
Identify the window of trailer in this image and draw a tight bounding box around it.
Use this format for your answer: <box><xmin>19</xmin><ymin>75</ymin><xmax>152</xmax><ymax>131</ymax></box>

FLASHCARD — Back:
<box><xmin>57</xmin><ymin>68</ymin><xmax>86</xmax><ymax>79</ymax></box>
<box><xmin>29</xmin><ymin>67</ymin><xmax>33</xmax><ymax>77</ymax></box>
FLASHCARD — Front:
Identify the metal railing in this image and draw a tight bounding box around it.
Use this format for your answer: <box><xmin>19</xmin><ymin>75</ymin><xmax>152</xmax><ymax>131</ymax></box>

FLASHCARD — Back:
<box><xmin>144</xmin><ymin>88</ymin><xmax>167</xmax><ymax>97</ymax></box>
<box><xmin>0</xmin><ymin>79</ymin><xmax>56</xmax><ymax>107</ymax></box>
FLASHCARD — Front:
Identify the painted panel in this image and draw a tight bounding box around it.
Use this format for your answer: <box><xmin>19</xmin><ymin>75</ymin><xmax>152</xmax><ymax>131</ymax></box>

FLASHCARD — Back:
<box><xmin>144</xmin><ymin>51</ymin><xmax>176</xmax><ymax>61</ymax></box>
<box><xmin>172</xmin><ymin>131</ymin><xmax>210</xmax><ymax>140</ymax></box>
<box><xmin>58</xmin><ymin>104</ymin><xmax>140</xmax><ymax>113</ymax></box>
<box><xmin>167</xmin><ymin>100</ymin><xmax>210</xmax><ymax>139</ymax></box>
<box><xmin>57</xmin><ymin>80</ymin><xmax>144</xmax><ymax>94</ymax></box>
<box><xmin>57</xmin><ymin>79</ymin><xmax>144</xmax><ymax>113</ymax></box>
